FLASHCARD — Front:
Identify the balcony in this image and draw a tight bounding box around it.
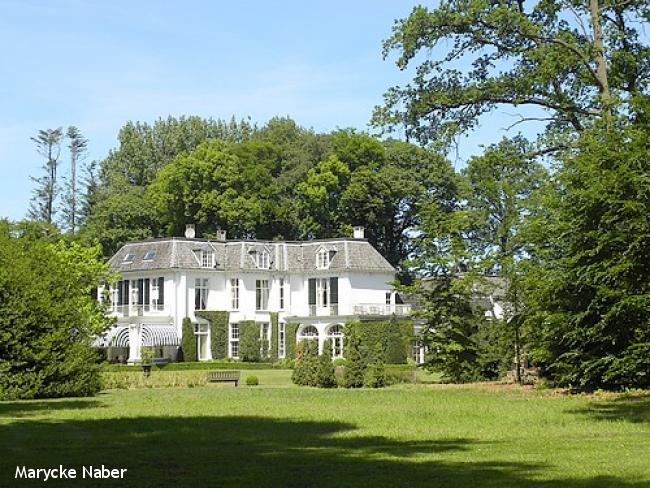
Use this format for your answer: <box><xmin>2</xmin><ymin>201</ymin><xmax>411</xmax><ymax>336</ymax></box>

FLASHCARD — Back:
<box><xmin>109</xmin><ymin>304</ymin><xmax>165</xmax><ymax>317</ymax></box>
<box><xmin>353</xmin><ymin>303</ymin><xmax>411</xmax><ymax>316</ymax></box>
<box><xmin>308</xmin><ymin>304</ymin><xmax>339</xmax><ymax>317</ymax></box>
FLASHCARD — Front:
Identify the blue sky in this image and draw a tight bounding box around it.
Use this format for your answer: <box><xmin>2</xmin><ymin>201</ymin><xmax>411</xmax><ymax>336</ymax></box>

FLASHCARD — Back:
<box><xmin>0</xmin><ymin>0</ymin><xmax>542</xmax><ymax>221</ymax></box>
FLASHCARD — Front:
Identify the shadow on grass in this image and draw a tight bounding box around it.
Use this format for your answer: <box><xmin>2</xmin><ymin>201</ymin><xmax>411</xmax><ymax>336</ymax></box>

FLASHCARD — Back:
<box><xmin>0</xmin><ymin>414</ymin><xmax>645</xmax><ymax>487</ymax></box>
<box><xmin>0</xmin><ymin>399</ymin><xmax>104</xmax><ymax>419</ymax></box>
<box><xmin>570</xmin><ymin>394</ymin><xmax>650</xmax><ymax>423</ymax></box>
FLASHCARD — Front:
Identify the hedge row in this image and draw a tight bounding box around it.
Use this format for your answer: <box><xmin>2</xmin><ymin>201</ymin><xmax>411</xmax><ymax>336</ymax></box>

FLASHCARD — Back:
<box><xmin>195</xmin><ymin>311</ymin><xmax>229</xmax><ymax>360</ymax></box>
<box><xmin>100</xmin><ymin>361</ymin><xmax>285</xmax><ymax>372</ymax></box>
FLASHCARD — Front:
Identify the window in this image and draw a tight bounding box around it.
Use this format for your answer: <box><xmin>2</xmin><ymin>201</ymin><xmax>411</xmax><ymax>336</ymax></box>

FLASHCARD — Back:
<box><xmin>256</xmin><ymin>279</ymin><xmax>269</xmax><ymax>310</ymax></box>
<box><xmin>328</xmin><ymin>325</ymin><xmax>344</xmax><ymax>359</ymax></box>
<box><xmin>260</xmin><ymin>322</ymin><xmax>270</xmax><ymax>358</ymax></box>
<box><xmin>201</xmin><ymin>250</ymin><xmax>214</xmax><ymax>268</ymax></box>
<box><xmin>230</xmin><ymin>323</ymin><xmax>239</xmax><ymax>358</ymax></box>
<box><xmin>308</xmin><ymin>277</ymin><xmax>338</xmax><ymax>315</ymax></box>
<box><xmin>316</xmin><ymin>249</ymin><xmax>330</xmax><ymax>269</ymax></box>
<box><xmin>123</xmin><ymin>253</ymin><xmax>135</xmax><ymax>263</ymax></box>
<box><xmin>143</xmin><ymin>250</ymin><xmax>156</xmax><ymax>261</ymax></box>
<box><xmin>194</xmin><ymin>323</ymin><xmax>210</xmax><ymax>360</ymax></box>
<box><xmin>151</xmin><ymin>277</ymin><xmax>164</xmax><ymax>310</ymax></box>
<box><xmin>279</xmin><ymin>278</ymin><xmax>285</xmax><ymax>309</ymax></box>
<box><xmin>317</xmin><ymin>278</ymin><xmax>329</xmax><ymax>307</ymax></box>
<box><xmin>256</xmin><ymin>250</ymin><xmax>270</xmax><ymax>269</ymax></box>
<box><xmin>386</xmin><ymin>292</ymin><xmax>392</xmax><ymax>305</ymax></box>
<box><xmin>230</xmin><ymin>278</ymin><xmax>239</xmax><ymax>310</ymax></box>
<box><xmin>195</xmin><ymin>278</ymin><xmax>209</xmax><ymax>310</ymax></box>
<box><xmin>278</xmin><ymin>323</ymin><xmax>286</xmax><ymax>358</ymax></box>
<box><xmin>299</xmin><ymin>325</ymin><xmax>319</xmax><ymax>340</ymax></box>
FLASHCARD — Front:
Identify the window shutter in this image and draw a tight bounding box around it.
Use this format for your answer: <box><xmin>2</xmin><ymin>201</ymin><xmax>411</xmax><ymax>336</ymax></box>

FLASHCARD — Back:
<box><xmin>144</xmin><ymin>278</ymin><xmax>150</xmax><ymax>305</ymax></box>
<box><xmin>117</xmin><ymin>280</ymin><xmax>123</xmax><ymax>305</ymax></box>
<box><xmin>308</xmin><ymin>278</ymin><xmax>316</xmax><ymax>305</ymax></box>
<box><xmin>137</xmin><ymin>279</ymin><xmax>144</xmax><ymax>305</ymax></box>
<box><xmin>158</xmin><ymin>277</ymin><xmax>164</xmax><ymax>305</ymax></box>
<box><xmin>124</xmin><ymin>281</ymin><xmax>130</xmax><ymax>305</ymax></box>
<box><xmin>330</xmin><ymin>277</ymin><xmax>338</xmax><ymax>304</ymax></box>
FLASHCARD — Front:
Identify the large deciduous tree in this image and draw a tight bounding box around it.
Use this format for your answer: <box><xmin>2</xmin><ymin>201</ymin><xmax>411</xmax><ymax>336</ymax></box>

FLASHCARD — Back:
<box><xmin>373</xmin><ymin>0</ymin><xmax>648</xmax><ymax>149</ymax></box>
<box><xmin>61</xmin><ymin>126</ymin><xmax>88</xmax><ymax>234</ymax></box>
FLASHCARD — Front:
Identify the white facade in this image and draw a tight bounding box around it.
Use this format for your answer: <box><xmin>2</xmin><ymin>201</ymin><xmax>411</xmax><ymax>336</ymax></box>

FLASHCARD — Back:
<box><xmin>98</xmin><ymin>235</ymin><xmax>411</xmax><ymax>363</ymax></box>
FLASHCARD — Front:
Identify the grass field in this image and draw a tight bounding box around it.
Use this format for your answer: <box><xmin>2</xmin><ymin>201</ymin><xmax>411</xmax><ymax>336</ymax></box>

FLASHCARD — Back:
<box><xmin>1</xmin><ymin>370</ymin><xmax>648</xmax><ymax>487</ymax></box>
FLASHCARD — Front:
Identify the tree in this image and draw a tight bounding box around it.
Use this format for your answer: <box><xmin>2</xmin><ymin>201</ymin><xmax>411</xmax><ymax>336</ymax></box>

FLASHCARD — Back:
<box><xmin>523</xmin><ymin>110</ymin><xmax>650</xmax><ymax>390</ymax></box>
<box><xmin>0</xmin><ymin>220</ymin><xmax>113</xmax><ymax>399</ymax></box>
<box><xmin>28</xmin><ymin>128</ymin><xmax>64</xmax><ymax>224</ymax></box>
<box><xmin>181</xmin><ymin>318</ymin><xmax>197</xmax><ymax>362</ymax></box>
<box><xmin>373</xmin><ymin>0</ymin><xmax>648</xmax><ymax>149</ymax></box>
<box><xmin>316</xmin><ymin>339</ymin><xmax>337</xmax><ymax>388</ymax></box>
<box><xmin>343</xmin><ymin>328</ymin><xmax>367</xmax><ymax>388</ymax></box>
<box><xmin>462</xmin><ymin>136</ymin><xmax>547</xmax><ymax>381</ymax></box>
<box><xmin>61</xmin><ymin>126</ymin><xmax>88</xmax><ymax>234</ymax></box>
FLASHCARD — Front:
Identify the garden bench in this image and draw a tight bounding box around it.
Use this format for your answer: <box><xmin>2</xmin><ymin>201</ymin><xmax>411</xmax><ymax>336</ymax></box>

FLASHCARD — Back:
<box><xmin>207</xmin><ymin>370</ymin><xmax>240</xmax><ymax>386</ymax></box>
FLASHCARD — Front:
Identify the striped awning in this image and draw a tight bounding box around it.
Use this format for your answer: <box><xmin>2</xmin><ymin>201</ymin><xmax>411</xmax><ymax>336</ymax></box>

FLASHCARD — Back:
<box><xmin>141</xmin><ymin>325</ymin><xmax>180</xmax><ymax>347</ymax></box>
<box><xmin>93</xmin><ymin>325</ymin><xmax>179</xmax><ymax>348</ymax></box>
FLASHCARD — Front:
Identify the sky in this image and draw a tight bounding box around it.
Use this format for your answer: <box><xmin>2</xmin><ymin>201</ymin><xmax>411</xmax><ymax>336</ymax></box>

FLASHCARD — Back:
<box><xmin>0</xmin><ymin>0</ymin><xmax>542</xmax><ymax>221</ymax></box>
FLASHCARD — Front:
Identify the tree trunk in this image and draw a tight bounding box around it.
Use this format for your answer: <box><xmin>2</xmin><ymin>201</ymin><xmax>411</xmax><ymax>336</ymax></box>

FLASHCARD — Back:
<box><xmin>588</xmin><ymin>0</ymin><xmax>612</xmax><ymax>117</ymax></box>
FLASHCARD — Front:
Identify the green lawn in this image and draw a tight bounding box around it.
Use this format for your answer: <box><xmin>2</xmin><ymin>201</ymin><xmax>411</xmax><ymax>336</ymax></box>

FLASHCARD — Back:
<box><xmin>1</xmin><ymin>371</ymin><xmax>648</xmax><ymax>487</ymax></box>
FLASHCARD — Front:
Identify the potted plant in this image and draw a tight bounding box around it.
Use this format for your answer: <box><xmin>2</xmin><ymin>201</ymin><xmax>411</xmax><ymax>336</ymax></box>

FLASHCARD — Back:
<box><xmin>141</xmin><ymin>347</ymin><xmax>154</xmax><ymax>377</ymax></box>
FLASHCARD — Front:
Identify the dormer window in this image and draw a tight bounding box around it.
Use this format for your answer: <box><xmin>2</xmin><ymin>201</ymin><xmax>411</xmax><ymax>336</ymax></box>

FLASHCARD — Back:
<box><xmin>316</xmin><ymin>249</ymin><xmax>331</xmax><ymax>269</ymax></box>
<box><xmin>256</xmin><ymin>250</ymin><xmax>270</xmax><ymax>269</ymax></box>
<box><xmin>123</xmin><ymin>253</ymin><xmax>135</xmax><ymax>263</ymax></box>
<box><xmin>201</xmin><ymin>250</ymin><xmax>214</xmax><ymax>268</ymax></box>
<box><xmin>143</xmin><ymin>250</ymin><xmax>156</xmax><ymax>261</ymax></box>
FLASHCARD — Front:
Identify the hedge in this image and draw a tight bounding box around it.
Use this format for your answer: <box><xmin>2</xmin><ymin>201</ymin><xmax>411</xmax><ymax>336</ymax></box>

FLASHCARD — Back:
<box><xmin>195</xmin><ymin>310</ymin><xmax>229</xmax><ymax>360</ymax></box>
<box><xmin>285</xmin><ymin>323</ymin><xmax>299</xmax><ymax>360</ymax></box>
<box><xmin>344</xmin><ymin>318</ymin><xmax>413</xmax><ymax>364</ymax></box>
<box><xmin>181</xmin><ymin>318</ymin><xmax>197</xmax><ymax>362</ymax></box>
<box><xmin>270</xmin><ymin>312</ymin><xmax>279</xmax><ymax>362</ymax></box>
<box><xmin>239</xmin><ymin>320</ymin><xmax>261</xmax><ymax>362</ymax></box>
<box><xmin>100</xmin><ymin>361</ymin><xmax>283</xmax><ymax>372</ymax></box>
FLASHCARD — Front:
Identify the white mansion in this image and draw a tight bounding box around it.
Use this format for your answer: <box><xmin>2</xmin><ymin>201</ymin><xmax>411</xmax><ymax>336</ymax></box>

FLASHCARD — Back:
<box><xmin>97</xmin><ymin>226</ymin><xmax>411</xmax><ymax>363</ymax></box>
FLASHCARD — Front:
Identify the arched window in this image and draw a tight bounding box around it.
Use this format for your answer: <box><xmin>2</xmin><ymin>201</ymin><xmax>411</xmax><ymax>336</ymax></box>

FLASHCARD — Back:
<box><xmin>298</xmin><ymin>325</ymin><xmax>319</xmax><ymax>341</ymax></box>
<box><xmin>327</xmin><ymin>324</ymin><xmax>344</xmax><ymax>358</ymax></box>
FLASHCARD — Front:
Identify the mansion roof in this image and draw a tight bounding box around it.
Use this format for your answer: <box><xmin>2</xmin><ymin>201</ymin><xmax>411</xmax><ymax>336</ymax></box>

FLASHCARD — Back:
<box><xmin>108</xmin><ymin>238</ymin><xmax>395</xmax><ymax>274</ymax></box>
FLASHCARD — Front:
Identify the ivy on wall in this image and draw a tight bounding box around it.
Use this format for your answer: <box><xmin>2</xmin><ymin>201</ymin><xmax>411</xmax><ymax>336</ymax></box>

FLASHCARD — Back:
<box><xmin>239</xmin><ymin>320</ymin><xmax>260</xmax><ymax>362</ymax></box>
<box><xmin>181</xmin><ymin>317</ymin><xmax>197</xmax><ymax>362</ymax></box>
<box><xmin>195</xmin><ymin>311</ymin><xmax>230</xmax><ymax>360</ymax></box>
<box><xmin>344</xmin><ymin>318</ymin><xmax>413</xmax><ymax>364</ymax></box>
<box><xmin>270</xmin><ymin>312</ymin><xmax>279</xmax><ymax>362</ymax></box>
<box><xmin>285</xmin><ymin>323</ymin><xmax>299</xmax><ymax>360</ymax></box>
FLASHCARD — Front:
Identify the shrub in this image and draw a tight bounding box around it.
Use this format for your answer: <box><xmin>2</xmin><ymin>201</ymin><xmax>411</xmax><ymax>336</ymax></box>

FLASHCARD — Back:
<box><xmin>181</xmin><ymin>318</ymin><xmax>197</xmax><ymax>362</ymax></box>
<box><xmin>316</xmin><ymin>339</ymin><xmax>337</xmax><ymax>388</ymax></box>
<box><xmin>239</xmin><ymin>321</ymin><xmax>261</xmax><ymax>362</ymax></box>
<box><xmin>343</xmin><ymin>332</ymin><xmax>367</xmax><ymax>388</ymax></box>
<box><xmin>364</xmin><ymin>362</ymin><xmax>387</xmax><ymax>388</ymax></box>
<box><xmin>292</xmin><ymin>340</ymin><xmax>319</xmax><ymax>386</ymax></box>
<box><xmin>246</xmin><ymin>375</ymin><xmax>259</xmax><ymax>386</ymax></box>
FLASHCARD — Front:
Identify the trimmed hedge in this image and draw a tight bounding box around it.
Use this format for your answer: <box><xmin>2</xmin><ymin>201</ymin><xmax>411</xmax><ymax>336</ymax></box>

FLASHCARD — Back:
<box><xmin>239</xmin><ymin>320</ymin><xmax>260</xmax><ymax>362</ymax></box>
<box><xmin>270</xmin><ymin>312</ymin><xmax>279</xmax><ymax>362</ymax></box>
<box><xmin>345</xmin><ymin>318</ymin><xmax>413</xmax><ymax>364</ymax></box>
<box><xmin>285</xmin><ymin>323</ymin><xmax>299</xmax><ymax>360</ymax></box>
<box><xmin>181</xmin><ymin>318</ymin><xmax>197</xmax><ymax>362</ymax></box>
<box><xmin>195</xmin><ymin>310</ymin><xmax>229</xmax><ymax>360</ymax></box>
<box><xmin>100</xmin><ymin>361</ymin><xmax>283</xmax><ymax>372</ymax></box>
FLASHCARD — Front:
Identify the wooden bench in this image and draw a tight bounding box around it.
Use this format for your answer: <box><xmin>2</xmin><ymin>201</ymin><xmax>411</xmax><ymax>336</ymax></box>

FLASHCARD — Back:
<box><xmin>207</xmin><ymin>370</ymin><xmax>241</xmax><ymax>386</ymax></box>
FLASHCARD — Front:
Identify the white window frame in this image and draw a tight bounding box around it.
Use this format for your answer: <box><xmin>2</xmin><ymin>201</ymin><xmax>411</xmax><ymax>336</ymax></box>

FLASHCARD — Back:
<box><xmin>195</xmin><ymin>278</ymin><xmax>209</xmax><ymax>310</ymax></box>
<box><xmin>194</xmin><ymin>323</ymin><xmax>210</xmax><ymax>361</ymax></box>
<box><xmin>279</xmin><ymin>278</ymin><xmax>285</xmax><ymax>310</ymax></box>
<box><xmin>201</xmin><ymin>250</ymin><xmax>214</xmax><ymax>268</ymax></box>
<box><xmin>328</xmin><ymin>325</ymin><xmax>344</xmax><ymax>359</ymax></box>
<box><xmin>230</xmin><ymin>278</ymin><xmax>240</xmax><ymax>310</ymax></box>
<box><xmin>230</xmin><ymin>323</ymin><xmax>240</xmax><ymax>359</ymax></box>
<box><xmin>316</xmin><ymin>278</ymin><xmax>329</xmax><ymax>307</ymax></box>
<box><xmin>278</xmin><ymin>323</ymin><xmax>286</xmax><ymax>358</ymax></box>
<box><xmin>256</xmin><ymin>279</ymin><xmax>269</xmax><ymax>310</ymax></box>
<box><xmin>316</xmin><ymin>249</ymin><xmax>330</xmax><ymax>269</ymax></box>
<box><xmin>256</xmin><ymin>250</ymin><xmax>270</xmax><ymax>269</ymax></box>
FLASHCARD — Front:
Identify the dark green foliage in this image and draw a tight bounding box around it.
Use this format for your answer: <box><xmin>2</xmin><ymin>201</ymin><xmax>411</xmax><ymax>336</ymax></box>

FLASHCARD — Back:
<box><xmin>363</xmin><ymin>363</ymin><xmax>387</xmax><ymax>389</ymax></box>
<box><xmin>284</xmin><ymin>323</ymin><xmax>298</xmax><ymax>360</ymax></box>
<box><xmin>0</xmin><ymin>221</ymin><xmax>113</xmax><ymax>399</ymax></box>
<box><xmin>343</xmin><ymin>319</ymin><xmax>412</xmax><ymax>365</ymax></box>
<box><xmin>343</xmin><ymin>328</ymin><xmax>367</xmax><ymax>388</ymax></box>
<box><xmin>269</xmin><ymin>312</ymin><xmax>279</xmax><ymax>362</ymax></box>
<box><xmin>316</xmin><ymin>339</ymin><xmax>337</xmax><ymax>388</ymax></box>
<box><xmin>475</xmin><ymin>319</ymin><xmax>513</xmax><ymax>381</ymax></box>
<box><xmin>195</xmin><ymin>311</ymin><xmax>229</xmax><ymax>360</ymax></box>
<box><xmin>100</xmin><ymin>361</ymin><xmax>279</xmax><ymax>372</ymax></box>
<box><xmin>524</xmin><ymin>116</ymin><xmax>650</xmax><ymax>390</ymax></box>
<box><xmin>292</xmin><ymin>340</ymin><xmax>319</xmax><ymax>386</ymax></box>
<box><xmin>246</xmin><ymin>375</ymin><xmax>259</xmax><ymax>386</ymax></box>
<box><xmin>181</xmin><ymin>318</ymin><xmax>197</xmax><ymax>363</ymax></box>
<box><xmin>239</xmin><ymin>320</ymin><xmax>260</xmax><ymax>362</ymax></box>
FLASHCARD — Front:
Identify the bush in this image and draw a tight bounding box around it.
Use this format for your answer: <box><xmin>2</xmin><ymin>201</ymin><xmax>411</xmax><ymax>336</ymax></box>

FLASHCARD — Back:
<box><xmin>246</xmin><ymin>375</ymin><xmax>259</xmax><ymax>386</ymax></box>
<box><xmin>181</xmin><ymin>318</ymin><xmax>197</xmax><ymax>362</ymax></box>
<box><xmin>364</xmin><ymin>362</ymin><xmax>387</xmax><ymax>388</ymax></box>
<box><xmin>292</xmin><ymin>340</ymin><xmax>319</xmax><ymax>386</ymax></box>
<box><xmin>239</xmin><ymin>320</ymin><xmax>261</xmax><ymax>362</ymax></box>
<box><xmin>343</xmin><ymin>332</ymin><xmax>367</xmax><ymax>388</ymax></box>
<box><xmin>316</xmin><ymin>339</ymin><xmax>337</xmax><ymax>388</ymax></box>
<box><xmin>0</xmin><ymin>221</ymin><xmax>113</xmax><ymax>400</ymax></box>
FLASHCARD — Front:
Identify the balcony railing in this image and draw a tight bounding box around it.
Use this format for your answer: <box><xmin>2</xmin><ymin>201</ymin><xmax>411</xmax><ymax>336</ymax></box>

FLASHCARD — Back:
<box><xmin>353</xmin><ymin>304</ymin><xmax>411</xmax><ymax>316</ymax></box>
<box><xmin>109</xmin><ymin>304</ymin><xmax>165</xmax><ymax>317</ymax></box>
<box><xmin>308</xmin><ymin>304</ymin><xmax>339</xmax><ymax>317</ymax></box>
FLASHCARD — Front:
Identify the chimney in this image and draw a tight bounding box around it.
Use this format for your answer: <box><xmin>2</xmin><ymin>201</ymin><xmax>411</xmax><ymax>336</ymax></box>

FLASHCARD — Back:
<box><xmin>216</xmin><ymin>229</ymin><xmax>227</xmax><ymax>241</ymax></box>
<box><xmin>353</xmin><ymin>226</ymin><xmax>365</xmax><ymax>239</ymax></box>
<box><xmin>184</xmin><ymin>224</ymin><xmax>196</xmax><ymax>239</ymax></box>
